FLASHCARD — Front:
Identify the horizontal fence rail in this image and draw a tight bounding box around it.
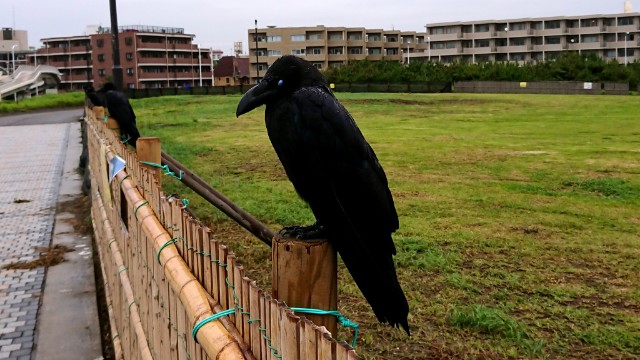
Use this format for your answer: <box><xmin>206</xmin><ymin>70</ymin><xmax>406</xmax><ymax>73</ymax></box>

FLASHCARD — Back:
<box><xmin>86</xmin><ymin>106</ymin><xmax>360</xmax><ymax>359</ymax></box>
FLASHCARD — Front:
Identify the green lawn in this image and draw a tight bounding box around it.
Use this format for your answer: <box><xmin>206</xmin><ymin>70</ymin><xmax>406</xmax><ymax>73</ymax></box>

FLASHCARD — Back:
<box><xmin>0</xmin><ymin>92</ymin><xmax>84</xmax><ymax>113</ymax></box>
<box><xmin>132</xmin><ymin>92</ymin><xmax>640</xmax><ymax>359</ymax></box>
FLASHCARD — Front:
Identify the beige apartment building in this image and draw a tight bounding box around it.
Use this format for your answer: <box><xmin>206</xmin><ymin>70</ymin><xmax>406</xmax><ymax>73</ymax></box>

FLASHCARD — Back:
<box><xmin>247</xmin><ymin>26</ymin><xmax>428</xmax><ymax>82</ymax></box>
<box><xmin>247</xmin><ymin>12</ymin><xmax>639</xmax><ymax>82</ymax></box>
<box><xmin>420</xmin><ymin>12</ymin><xmax>639</xmax><ymax>64</ymax></box>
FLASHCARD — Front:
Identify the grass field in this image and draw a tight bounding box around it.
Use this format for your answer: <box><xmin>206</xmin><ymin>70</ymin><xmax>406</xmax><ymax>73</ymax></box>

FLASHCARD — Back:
<box><xmin>131</xmin><ymin>92</ymin><xmax>639</xmax><ymax>359</ymax></box>
<box><xmin>0</xmin><ymin>92</ymin><xmax>84</xmax><ymax>114</ymax></box>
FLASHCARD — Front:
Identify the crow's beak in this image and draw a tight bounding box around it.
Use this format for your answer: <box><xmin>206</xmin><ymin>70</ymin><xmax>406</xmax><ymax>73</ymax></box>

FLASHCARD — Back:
<box><xmin>236</xmin><ymin>81</ymin><xmax>276</xmax><ymax>117</ymax></box>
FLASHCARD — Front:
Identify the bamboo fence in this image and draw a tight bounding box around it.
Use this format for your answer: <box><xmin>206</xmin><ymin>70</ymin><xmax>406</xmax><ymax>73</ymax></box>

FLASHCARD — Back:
<box><xmin>87</xmin><ymin>106</ymin><xmax>360</xmax><ymax>360</ymax></box>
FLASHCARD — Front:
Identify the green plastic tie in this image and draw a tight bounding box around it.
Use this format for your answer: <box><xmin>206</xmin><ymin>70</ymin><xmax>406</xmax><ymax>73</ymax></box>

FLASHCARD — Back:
<box><xmin>119</xmin><ymin>174</ymin><xmax>131</xmax><ymax>187</ymax></box>
<box><xmin>181</xmin><ymin>198</ymin><xmax>189</xmax><ymax>209</ymax></box>
<box><xmin>139</xmin><ymin>161</ymin><xmax>184</xmax><ymax>180</ymax></box>
<box><xmin>157</xmin><ymin>238</ymin><xmax>179</xmax><ymax>265</ymax></box>
<box><xmin>291</xmin><ymin>307</ymin><xmax>360</xmax><ymax>348</ymax></box>
<box><xmin>191</xmin><ymin>308</ymin><xmax>235</xmax><ymax>341</ymax></box>
<box><xmin>134</xmin><ymin>200</ymin><xmax>149</xmax><ymax>221</ymax></box>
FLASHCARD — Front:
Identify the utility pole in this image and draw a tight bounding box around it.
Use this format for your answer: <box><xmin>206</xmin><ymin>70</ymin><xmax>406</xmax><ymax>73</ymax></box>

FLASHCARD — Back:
<box><xmin>109</xmin><ymin>0</ymin><xmax>124</xmax><ymax>90</ymax></box>
<box><xmin>254</xmin><ymin>19</ymin><xmax>260</xmax><ymax>83</ymax></box>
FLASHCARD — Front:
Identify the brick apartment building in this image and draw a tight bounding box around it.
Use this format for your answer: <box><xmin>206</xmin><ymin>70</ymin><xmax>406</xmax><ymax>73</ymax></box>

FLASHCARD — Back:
<box><xmin>34</xmin><ymin>25</ymin><xmax>215</xmax><ymax>91</ymax></box>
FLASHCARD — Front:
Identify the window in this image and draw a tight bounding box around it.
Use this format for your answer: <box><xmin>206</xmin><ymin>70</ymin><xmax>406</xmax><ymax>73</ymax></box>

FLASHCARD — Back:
<box><xmin>511</xmin><ymin>53</ymin><xmax>525</xmax><ymax>61</ymax></box>
<box><xmin>385</xmin><ymin>36</ymin><xmax>398</xmax><ymax>42</ymax></box>
<box><xmin>329</xmin><ymin>62</ymin><xmax>343</xmax><ymax>68</ymax></box>
<box><xmin>544</xmin><ymin>21</ymin><xmax>560</xmax><ymax>29</ymax></box>
<box><xmin>328</xmin><ymin>47</ymin><xmax>343</xmax><ymax>55</ymax></box>
<box><xmin>603</xmin><ymin>19</ymin><xmax>615</xmax><ymax>26</ymax></box>
<box><xmin>127</xmin><ymin>68</ymin><xmax>134</xmax><ymax>75</ymax></box>
<box><xmin>291</xmin><ymin>49</ymin><xmax>306</xmax><ymax>55</ymax></box>
<box><xmin>312</xmin><ymin>63</ymin><xmax>322</xmax><ymax>70</ymax></box>
<box><xmin>98</xmin><ymin>69</ymin><xmax>106</xmax><ymax>76</ymax></box>
<box><xmin>532</xmin><ymin>52</ymin><xmax>544</xmax><ymax>61</ymax></box>
<box><xmin>510</xmin><ymin>23</ymin><xmax>526</xmax><ymax>31</ymax></box>
<box><xmin>581</xmin><ymin>19</ymin><xmax>598</xmax><ymax>27</ymax></box>
<box><xmin>475</xmin><ymin>24</ymin><xmax>489</xmax><ymax>32</ymax></box>
<box><xmin>582</xmin><ymin>35</ymin><xmax>598</xmax><ymax>43</ymax></box>
<box><xmin>604</xmin><ymin>34</ymin><xmax>616</xmax><ymax>42</ymax></box>
<box><xmin>367</xmin><ymin>34</ymin><xmax>381</xmax><ymax>41</ymax></box>
<box><xmin>97</xmin><ymin>54</ymin><xmax>105</xmax><ymax>62</ymax></box>
<box><xmin>97</xmin><ymin>39</ymin><xmax>104</xmax><ymax>47</ymax></box>
<box><xmin>368</xmin><ymin>48</ymin><xmax>381</xmax><ymax>54</ymax></box>
<box><xmin>531</xmin><ymin>37</ymin><xmax>543</xmax><ymax>45</ymax></box>
<box><xmin>386</xmin><ymin>48</ymin><xmax>398</xmax><ymax>55</ymax></box>
<box><xmin>328</xmin><ymin>32</ymin><xmax>343</xmax><ymax>40</ymax></box>
<box><xmin>266</xmin><ymin>35</ymin><xmax>281</xmax><ymax>42</ymax></box>
<box><xmin>291</xmin><ymin>34</ymin><xmax>305</xmax><ymax>41</ymax></box>
<box><xmin>309</xmin><ymin>48</ymin><xmax>322</xmax><ymax>55</ymax></box>
<box><xmin>604</xmin><ymin>49</ymin><xmax>616</xmax><ymax>58</ymax></box>
<box><xmin>348</xmin><ymin>47</ymin><xmax>362</xmax><ymax>54</ymax></box>
<box><xmin>307</xmin><ymin>33</ymin><xmax>321</xmax><ymax>40</ymax></box>
<box><xmin>510</xmin><ymin>38</ymin><xmax>526</xmax><ymax>46</ymax></box>
<box><xmin>545</xmin><ymin>36</ymin><xmax>561</xmax><ymax>44</ymax></box>
<box><xmin>566</xmin><ymin>20</ymin><xmax>579</xmax><ymax>28</ymax></box>
<box><xmin>255</xmin><ymin>49</ymin><xmax>266</xmax><ymax>57</ymax></box>
<box><xmin>125</xmin><ymin>37</ymin><xmax>133</xmax><ymax>46</ymax></box>
<box><xmin>257</xmin><ymin>64</ymin><xmax>267</xmax><ymax>71</ymax></box>
<box><xmin>531</xmin><ymin>22</ymin><xmax>543</xmax><ymax>30</ymax></box>
<box><xmin>618</xmin><ymin>17</ymin><xmax>634</xmax><ymax>26</ymax></box>
<box><xmin>495</xmin><ymin>39</ymin><xmax>507</xmax><ymax>47</ymax></box>
<box><xmin>475</xmin><ymin>40</ymin><xmax>490</xmax><ymax>48</ymax></box>
<box><xmin>618</xmin><ymin>48</ymin><xmax>635</xmax><ymax>56</ymax></box>
<box><xmin>267</xmin><ymin>50</ymin><xmax>281</xmax><ymax>57</ymax></box>
<box><xmin>347</xmin><ymin>32</ymin><xmax>362</xmax><ymax>40</ymax></box>
<box><xmin>126</xmin><ymin>53</ymin><xmax>133</xmax><ymax>60</ymax></box>
<box><xmin>128</xmin><ymin>83</ymin><xmax>135</xmax><ymax>89</ymax></box>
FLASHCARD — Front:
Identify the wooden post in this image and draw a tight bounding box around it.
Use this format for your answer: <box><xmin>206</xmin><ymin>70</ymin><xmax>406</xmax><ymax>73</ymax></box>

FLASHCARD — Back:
<box><xmin>137</xmin><ymin>137</ymin><xmax>162</xmax><ymax>187</ymax></box>
<box><xmin>272</xmin><ymin>234</ymin><xmax>338</xmax><ymax>335</ymax></box>
<box><xmin>92</xmin><ymin>106</ymin><xmax>105</xmax><ymax>121</ymax></box>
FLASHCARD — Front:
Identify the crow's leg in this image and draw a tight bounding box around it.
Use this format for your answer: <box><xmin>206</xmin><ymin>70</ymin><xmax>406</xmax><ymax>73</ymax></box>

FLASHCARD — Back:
<box><xmin>279</xmin><ymin>222</ymin><xmax>327</xmax><ymax>240</ymax></box>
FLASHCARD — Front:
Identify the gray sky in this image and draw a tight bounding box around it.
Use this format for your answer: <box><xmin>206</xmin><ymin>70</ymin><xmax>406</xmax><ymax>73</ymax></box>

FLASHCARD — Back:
<box><xmin>1</xmin><ymin>0</ymin><xmax>631</xmax><ymax>55</ymax></box>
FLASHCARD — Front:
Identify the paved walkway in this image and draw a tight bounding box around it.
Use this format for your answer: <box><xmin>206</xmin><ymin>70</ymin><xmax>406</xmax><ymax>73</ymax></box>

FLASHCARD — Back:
<box><xmin>0</xmin><ymin>120</ymin><xmax>101</xmax><ymax>360</ymax></box>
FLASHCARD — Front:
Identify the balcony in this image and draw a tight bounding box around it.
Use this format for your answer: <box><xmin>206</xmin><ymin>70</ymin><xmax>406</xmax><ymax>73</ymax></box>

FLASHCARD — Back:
<box><xmin>138</xmin><ymin>57</ymin><xmax>168</xmax><ymax>65</ymax></box>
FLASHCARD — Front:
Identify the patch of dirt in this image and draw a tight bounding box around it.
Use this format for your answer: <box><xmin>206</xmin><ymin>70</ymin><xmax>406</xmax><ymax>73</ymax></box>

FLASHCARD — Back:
<box><xmin>57</xmin><ymin>196</ymin><xmax>93</xmax><ymax>235</ymax></box>
<box><xmin>2</xmin><ymin>244</ymin><xmax>74</xmax><ymax>270</ymax></box>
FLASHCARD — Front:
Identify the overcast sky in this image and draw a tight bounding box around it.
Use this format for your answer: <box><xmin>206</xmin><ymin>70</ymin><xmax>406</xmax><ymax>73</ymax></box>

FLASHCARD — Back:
<box><xmin>1</xmin><ymin>0</ymin><xmax>632</xmax><ymax>54</ymax></box>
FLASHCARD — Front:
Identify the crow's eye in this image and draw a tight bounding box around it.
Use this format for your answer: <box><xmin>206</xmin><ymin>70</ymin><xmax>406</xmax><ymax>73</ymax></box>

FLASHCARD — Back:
<box><xmin>278</xmin><ymin>80</ymin><xmax>284</xmax><ymax>87</ymax></box>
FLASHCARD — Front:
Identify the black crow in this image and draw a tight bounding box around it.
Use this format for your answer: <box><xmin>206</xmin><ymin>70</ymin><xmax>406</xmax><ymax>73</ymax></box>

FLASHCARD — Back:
<box><xmin>236</xmin><ymin>55</ymin><xmax>410</xmax><ymax>334</ymax></box>
<box><xmin>98</xmin><ymin>82</ymin><xmax>140</xmax><ymax>148</ymax></box>
<box><xmin>83</xmin><ymin>85</ymin><xmax>104</xmax><ymax>107</ymax></box>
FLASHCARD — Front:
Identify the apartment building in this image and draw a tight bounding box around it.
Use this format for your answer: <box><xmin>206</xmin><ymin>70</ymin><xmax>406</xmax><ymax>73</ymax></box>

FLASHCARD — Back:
<box><xmin>246</xmin><ymin>11</ymin><xmax>639</xmax><ymax>82</ymax></box>
<box><xmin>420</xmin><ymin>12</ymin><xmax>640</xmax><ymax>64</ymax></box>
<box><xmin>0</xmin><ymin>28</ymin><xmax>30</xmax><ymax>74</ymax></box>
<box><xmin>247</xmin><ymin>26</ymin><xmax>428</xmax><ymax>82</ymax></box>
<box><xmin>35</xmin><ymin>25</ymin><xmax>215</xmax><ymax>91</ymax></box>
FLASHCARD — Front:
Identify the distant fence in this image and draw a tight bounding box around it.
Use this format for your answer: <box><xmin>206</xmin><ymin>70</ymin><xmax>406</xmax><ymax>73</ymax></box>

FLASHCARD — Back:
<box><xmin>86</xmin><ymin>107</ymin><xmax>359</xmax><ymax>359</ymax></box>
<box><xmin>453</xmin><ymin>81</ymin><xmax>631</xmax><ymax>95</ymax></box>
<box><xmin>121</xmin><ymin>81</ymin><xmax>636</xmax><ymax>99</ymax></box>
<box><xmin>124</xmin><ymin>85</ymin><xmax>250</xmax><ymax>99</ymax></box>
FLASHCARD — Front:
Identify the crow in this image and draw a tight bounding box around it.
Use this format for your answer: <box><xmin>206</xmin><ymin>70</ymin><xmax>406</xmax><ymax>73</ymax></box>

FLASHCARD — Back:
<box><xmin>98</xmin><ymin>82</ymin><xmax>140</xmax><ymax>148</ymax></box>
<box><xmin>236</xmin><ymin>55</ymin><xmax>410</xmax><ymax>334</ymax></box>
<box><xmin>83</xmin><ymin>85</ymin><xmax>104</xmax><ymax>108</ymax></box>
